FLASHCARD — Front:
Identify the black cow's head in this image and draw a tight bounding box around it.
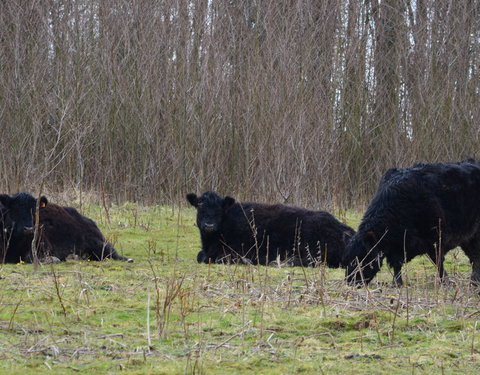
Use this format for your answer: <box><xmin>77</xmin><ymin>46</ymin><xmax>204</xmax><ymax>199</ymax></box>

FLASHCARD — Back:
<box><xmin>186</xmin><ymin>191</ymin><xmax>235</xmax><ymax>234</ymax></box>
<box><xmin>343</xmin><ymin>230</ymin><xmax>384</xmax><ymax>285</ymax></box>
<box><xmin>0</xmin><ymin>193</ymin><xmax>48</xmax><ymax>239</ymax></box>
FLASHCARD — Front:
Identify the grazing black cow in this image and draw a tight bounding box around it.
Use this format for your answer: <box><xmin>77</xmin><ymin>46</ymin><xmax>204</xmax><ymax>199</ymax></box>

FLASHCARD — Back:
<box><xmin>343</xmin><ymin>159</ymin><xmax>480</xmax><ymax>287</ymax></box>
<box><xmin>187</xmin><ymin>191</ymin><xmax>355</xmax><ymax>267</ymax></box>
<box><xmin>0</xmin><ymin>192</ymin><xmax>132</xmax><ymax>263</ymax></box>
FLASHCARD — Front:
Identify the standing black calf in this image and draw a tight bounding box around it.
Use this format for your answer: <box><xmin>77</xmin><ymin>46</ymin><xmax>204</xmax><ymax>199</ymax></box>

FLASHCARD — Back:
<box><xmin>0</xmin><ymin>193</ymin><xmax>132</xmax><ymax>263</ymax></box>
<box><xmin>343</xmin><ymin>159</ymin><xmax>480</xmax><ymax>286</ymax></box>
<box><xmin>187</xmin><ymin>191</ymin><xmax>354</xmax><ymax>267</ymax></box>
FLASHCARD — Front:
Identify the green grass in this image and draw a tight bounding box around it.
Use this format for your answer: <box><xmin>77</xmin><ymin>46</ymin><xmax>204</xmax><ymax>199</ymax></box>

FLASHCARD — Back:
<box><xmin>0</xmin><ymin>204</ymin><xmax>479</xmax><ymax>374</ymax></box>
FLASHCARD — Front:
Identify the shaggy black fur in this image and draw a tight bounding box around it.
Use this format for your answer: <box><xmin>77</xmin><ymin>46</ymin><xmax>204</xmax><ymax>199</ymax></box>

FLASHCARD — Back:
<box><xmin>35</xmin><ymin>201</ymin><xmax>132</xmax><ymax>262</ymax></box>
<box><xmin>343</xmin><ymin>159</ymin><xmax>480</xmax><ymax>286</ymax></box>
<box><xmin>187</xmin><ymin>191</ymin><xmax>355</xmax><ymax>267</ymax></box>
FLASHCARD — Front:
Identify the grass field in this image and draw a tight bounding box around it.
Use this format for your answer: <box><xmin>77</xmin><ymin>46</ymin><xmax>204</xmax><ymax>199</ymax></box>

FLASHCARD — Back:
<box><xmin>0</xmin><ymin>204</ymin><xmax>479</xmax><ymax>374</ymax></box>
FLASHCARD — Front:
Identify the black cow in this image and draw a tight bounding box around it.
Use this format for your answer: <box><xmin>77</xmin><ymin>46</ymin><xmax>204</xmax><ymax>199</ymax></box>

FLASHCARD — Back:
<box><xmin>0</xmin><ymin>193</ymin><xmax>38</xmax><ymax>263</ymax></box>
<box><xmin>187</xmin><ymin>191</ymin><xmax>355</xmax><ymax>267</ymax></box>
<box><xmin>343</xmin><ymin>159</ymin><xmax>480</xmax><ymax>287</ymax></box>
<box><xmin>0</xmin><ymin>192</ymin><xmax>132</xmax><ymax>263</ymax></box>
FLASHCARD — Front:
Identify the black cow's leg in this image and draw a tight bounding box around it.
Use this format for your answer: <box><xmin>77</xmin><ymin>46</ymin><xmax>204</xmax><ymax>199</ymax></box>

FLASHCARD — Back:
<box><xmin>472</xmin><ymin>263</ymin><xmax>480</xmax><ymax>288</ymax></box>
<box><xmin>392</xmin><ymin>263</ymin><xmax>403</xmax><ymax>287</ymax></box>
<box><xmin>427</xmin><ymin>249</ymin><xmax>448</xmax><ymax>283</ymax></box>
<box><xmin>197</xmin><ymin>251</ymin><xmax>207</xmax><ymax>263</ymax></box>
<box><xmin>462</xmin><ymin>243</ymin><xmax>480</xmax><ymax>288</ymax></box>
<box><xmin>472</xmin><ymin>258</ymin><xmax>480</xmax><ymax>288</ymax></box>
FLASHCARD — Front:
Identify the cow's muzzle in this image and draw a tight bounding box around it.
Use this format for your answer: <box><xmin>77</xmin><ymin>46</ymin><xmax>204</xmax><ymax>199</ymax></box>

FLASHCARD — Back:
<box><xmin>23</xmin><ymin>226</ymin><xmax>34</xmax><ymax>235</ymax></box>
<box><xmin>202</xmin><ymin>223</ymin><xmax>216</xmax><ymax>233</ymax></box>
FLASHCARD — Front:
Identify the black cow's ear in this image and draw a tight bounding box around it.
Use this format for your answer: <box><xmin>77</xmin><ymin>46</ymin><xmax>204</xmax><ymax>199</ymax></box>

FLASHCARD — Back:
<box><xmin>39</xmin><ymin>196</ymin><xmax>48</xmax><ymax>208</ymax></box>
<box><xmin>0</xmin><ymin>194</ymin><xmax>11</xmax><ymax>207</ymax></box>
<box><xmin>222</xmin><ymin>196</ymin><xmax>235</xmax><ymax>210</ymax></box>
<box><xmin>186</xmin><ymin>193</ymin><xmax>198</xmax><ymax>207</ymax></box>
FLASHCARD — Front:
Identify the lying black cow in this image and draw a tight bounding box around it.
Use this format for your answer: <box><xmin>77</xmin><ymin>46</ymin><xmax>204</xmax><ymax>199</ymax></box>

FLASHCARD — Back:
<box><xmin>187</xmin><ymin>191</ymin><xmax>354</xmax><ymax>267</ymax></box>
<box><xmin>343</xmin><ymin>159</ymin><xmax>480</xmax><ymax>287</ymax></box>
<box><xmin>0</xmin><ymin>192</ymin><xmax>132</xmax><ymax>263</ymax></box>
<box><xmin>0</xmin><ymin>193</ymin><xmax>38</xmax><ymax>263</ymax></box>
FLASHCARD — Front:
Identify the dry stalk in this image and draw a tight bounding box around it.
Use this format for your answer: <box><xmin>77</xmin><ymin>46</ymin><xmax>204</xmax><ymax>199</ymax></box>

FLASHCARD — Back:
<box><xmin>32</xmin><ymin>187</ymin><xmax>45</xmax><ymax>270</ymax></box>
<box><xmin>50</xmin><ymin>265</ymin><xmax>68</xmax><ymax>317</ymax></box>
<box><xmin>390</xmin><ymin>288</ymin><xmax>402</xmax><ymax>345</ymax></box>
<box><xmin>147</xmin><ymin>290</ymin><xmax>151</xmax><ymax>348</ymax></box>
<box><xmin>174</xmin><ymin>207</ymin><xmax>182</xmax><ymax>261</ymax></box>
<box><xmin>8</xmin><ymin>297</ymin><xmax>23</xmax><ymax>331</ymax></box>
<box><xmin>147</xmin><ymin>255</ymin><xmax>185</xmax><ymax>340</ymax></box>
<box><xmin>472</xmin><ymin>321</ymin><xmax>478</xmax><ymax>356</ymax></box>
<box><xmin>402</xmin><ymin>229</ymin><xmax>410</xmax><ymax>326</ymax></box>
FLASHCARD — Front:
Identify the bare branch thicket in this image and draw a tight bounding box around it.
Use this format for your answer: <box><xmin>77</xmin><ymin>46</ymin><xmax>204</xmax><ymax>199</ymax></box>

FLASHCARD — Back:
<box><xmin>0</xmin><ymin>0</ymin><xmax>478</xmax><ymax>208</ymax></box>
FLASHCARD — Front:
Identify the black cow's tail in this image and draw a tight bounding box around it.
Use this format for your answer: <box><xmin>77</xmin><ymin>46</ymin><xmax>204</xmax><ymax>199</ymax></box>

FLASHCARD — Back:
<box><xmin>99</xmin><ymin>242</ymin><xmax>133</xmax><ymax>262</ymax></box>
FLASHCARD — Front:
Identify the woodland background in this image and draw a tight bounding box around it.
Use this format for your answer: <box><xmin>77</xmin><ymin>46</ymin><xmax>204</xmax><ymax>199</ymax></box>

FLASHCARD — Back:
<box><xmin>1</xmin><ymin>0</ymin><xmax>479</xmax><ymax>208</ymax></box>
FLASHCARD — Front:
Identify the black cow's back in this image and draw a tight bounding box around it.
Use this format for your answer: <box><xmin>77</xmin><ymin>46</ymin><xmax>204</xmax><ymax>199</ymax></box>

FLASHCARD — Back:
<box><xmin>37</xmin><ymin>203</ymin><xmax>130</xmax><ymax>261</ymax></box>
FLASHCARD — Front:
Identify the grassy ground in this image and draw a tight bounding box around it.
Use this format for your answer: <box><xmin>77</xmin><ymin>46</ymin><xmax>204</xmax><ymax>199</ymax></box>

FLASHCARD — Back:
<box><xmin>0</xmin><ymin>204</ymin><xmax>479</xmax><ymax>374</ymax></box>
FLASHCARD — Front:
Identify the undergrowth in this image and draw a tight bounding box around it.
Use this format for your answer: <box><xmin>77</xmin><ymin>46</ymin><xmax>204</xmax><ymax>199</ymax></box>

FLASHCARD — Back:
<box><xmin>0</xmin><ymin>204</ymin><xmax>479</xmax><ymax>374</ymax></box>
